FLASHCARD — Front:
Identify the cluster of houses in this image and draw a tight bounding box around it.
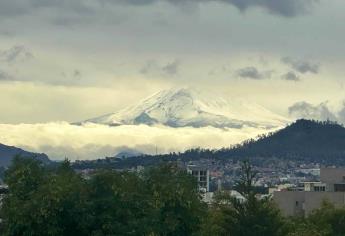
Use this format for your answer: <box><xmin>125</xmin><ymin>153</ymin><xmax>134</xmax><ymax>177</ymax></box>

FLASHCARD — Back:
<box><xmin>188</xmin><ymin>164</ymin><xmax>345</xmax><ymax>216</ymax></box>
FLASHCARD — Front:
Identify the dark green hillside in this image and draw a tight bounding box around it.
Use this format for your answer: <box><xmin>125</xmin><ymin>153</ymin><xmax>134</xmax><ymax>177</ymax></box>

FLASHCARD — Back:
<box><xmin>0</xmin><ymin>143</ymin><xmax>50</xmax><ymax>167</ymax></box>
<box><xmin>73</xmin><ymin>119</ymin><xmax>345</xmax><ymax>170</ymax></box>
<box><xmin>221</xmin><ymin>119</ymin><xmax>345</xmax><ymax>162</ymax></box>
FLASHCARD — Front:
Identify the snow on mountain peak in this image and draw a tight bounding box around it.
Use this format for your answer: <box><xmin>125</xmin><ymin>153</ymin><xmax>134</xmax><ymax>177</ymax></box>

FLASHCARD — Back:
<box><xmin>82</xmin><ymin>87</ymin><xmax>289</xmax><ymax>129</ymax></box>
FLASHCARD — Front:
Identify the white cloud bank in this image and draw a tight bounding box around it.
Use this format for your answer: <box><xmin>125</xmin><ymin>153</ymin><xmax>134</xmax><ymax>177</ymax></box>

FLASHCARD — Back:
<box><xmin>0</xmin><ymin>122</ymin><xmax>275</xmax><ymax>161</ymax></box>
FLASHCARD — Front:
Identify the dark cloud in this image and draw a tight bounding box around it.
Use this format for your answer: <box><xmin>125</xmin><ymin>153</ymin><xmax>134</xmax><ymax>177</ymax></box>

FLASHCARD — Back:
<box><xmin>117</xmin><ymin>0</ymin><xmax>317</xmax><ymax>17</ymax></box>
<box><xmin>0</xmin><ymin>1</ymin><xmax>29</xmax><ymax>18</ymax></box>
<box><xmin>0</xmin><ymin>45</ymin><xmax>33</xmax><ymax>64</ymax></box>
<box><xmin>0</xmin><ymin>70</ymin><xmax>13</xmax><ymax>81</ymax></box>
<box><xmin>0</xmin><ymin>0</ymin><xmax>317</xmax><ymax>21</ymax></box>
<box><xmin>281</xmin><ymin>57</ymin><xmax>319</xmax><ymax>74</ymax></box>
<box><xmin>0</xmin><ymin>0</ymin><xmax>92</xmax><ymax>16</ymax></box>
<box><xmin>0</xmin><ymin>30</ymin><xmax>15</xmax><ymax>37</ymax></box>
<box><xmin>221</xmin><ymin>0</ymin><xmax>317</xmax><ymax>17</ymax></box>
<box><xmin>288</xmin><ymin>101</ymin><xmax>337</xmax><ymax>122</ymax></box>
<box><xmin>73</xmin><ymin>70</ymin><xmax>82</xmax><ymax>78</ymax></box>
<box><xmin>236</xmin><ymin>66</ymin><xmax>272</xmax><ymax>80</ymax></box>
<box><xmin>140</xmin><ymin>59</ymin><xmax>180</xmax><ymax>76</ymax></box>
<box><xmin>281</xmin><ymin>71</ymin><xmax>300</xmax><ymax>81</ymax></box>
<box><xmin>162</xmin><ymin>60</ymin><xmax>179</xmax><ymax>75</ymax></box>
<box><xmin>140</xmin><ymin>60</ymin><xmax>157</xmax><ymax>75</ymax></box>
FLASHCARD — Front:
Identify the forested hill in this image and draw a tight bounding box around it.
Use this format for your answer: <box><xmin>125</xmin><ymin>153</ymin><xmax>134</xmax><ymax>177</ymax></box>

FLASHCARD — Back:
<box><xmin>216</xmin><ymin>119</ymin><xmax>345</xmax><ymax>162</ymax></box>
<box><xmin>0</xmin><ymin>143</ymin><xmax>50</xmax><ymax>167</ymax></box>
<box><xmin>73</xmin><ymin>119</ymin><xmax>345</xmax><ymax>169</ymax></box>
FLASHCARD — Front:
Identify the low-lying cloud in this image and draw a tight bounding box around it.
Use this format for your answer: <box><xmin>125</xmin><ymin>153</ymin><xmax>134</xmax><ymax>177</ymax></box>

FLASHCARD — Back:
<box><xmin>0</xmin><ymin>122</ymin><xmax>273</xmax><ymax>161</ymax></box>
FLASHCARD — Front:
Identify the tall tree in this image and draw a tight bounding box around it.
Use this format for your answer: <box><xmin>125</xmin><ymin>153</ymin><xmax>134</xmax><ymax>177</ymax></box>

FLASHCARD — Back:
<box><xmin>143</xmin><ymin>164</ymin><xmax>206</xmax><ymax>236</ymax></box>
<box><xmin>0</xmin><ymin>158</ymin><xmax>90</xmax><ymax>236</ymax></box>
<box><xmin>0</xmin><ymin>156</ymin><xmax>48</xmax><ymax>235</ymax></box>
<box><xmin>86</xmin><ymin>170</ymin><xmax>150</xmax><ymax>235</ymax></box>
<box><xmin>202</xmin><ymin>161</ymin><xmax>287</xmax><ymax>236</ymax></box>
<box><xmin>285</xmin><ymin>201</ymin><xmax>345</xmax><ymax>236</ymax></box>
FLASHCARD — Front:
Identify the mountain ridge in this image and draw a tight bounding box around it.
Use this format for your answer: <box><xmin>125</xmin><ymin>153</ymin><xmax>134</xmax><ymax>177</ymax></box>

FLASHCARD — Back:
<box><xmin>73</xmin><ymin>119</ymin><xmax>345</xmax><ymax>169</ymax></box>
<box><xmin>0</xmin><ymin>143</ymin><xmax>51</xmax><ymax>167</ymax></box>
<box><xmin>220</xmin><ymin>119</ymin><xmax>345</xmax><ymax>162</ymax></box>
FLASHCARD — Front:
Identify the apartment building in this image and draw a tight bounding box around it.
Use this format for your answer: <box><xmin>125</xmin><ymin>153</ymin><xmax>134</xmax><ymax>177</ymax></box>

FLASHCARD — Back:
<box><xmin>187</xmin><ymin>164</ymin><xmax>210</xmax><ymax>192</ymax></box>
<box><xmin>273</xmin><ymin>168</ymin><xmax>345</xmax><ymax>216</ymax></box>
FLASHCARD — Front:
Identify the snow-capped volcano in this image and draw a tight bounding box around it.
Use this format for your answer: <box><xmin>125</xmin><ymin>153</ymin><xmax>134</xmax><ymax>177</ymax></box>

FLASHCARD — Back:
<box><xmin>81</xmin><ymin>88</ymin><xmax>289</xmax><ymax>129</ymax></box>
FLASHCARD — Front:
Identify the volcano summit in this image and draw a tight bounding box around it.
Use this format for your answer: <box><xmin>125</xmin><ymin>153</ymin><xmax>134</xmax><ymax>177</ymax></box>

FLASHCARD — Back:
<box><xmin>81</xmin><ymin>88</ymin><xmax>289</xmax><ymax>129</ymax></box>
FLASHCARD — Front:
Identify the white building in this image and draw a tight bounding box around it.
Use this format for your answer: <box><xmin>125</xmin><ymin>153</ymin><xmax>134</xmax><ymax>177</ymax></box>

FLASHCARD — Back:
<box><xmin>187</xmin><ymin>165</ymin><xmax>210</xmax><ymax>192</ymax></box>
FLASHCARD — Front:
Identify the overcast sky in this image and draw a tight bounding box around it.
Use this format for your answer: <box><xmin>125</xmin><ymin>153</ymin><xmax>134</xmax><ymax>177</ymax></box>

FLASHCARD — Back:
<box><xmin>0</xmin><ymin>0</ymin><xmax>344</xmax><ymax>124</ymax></box>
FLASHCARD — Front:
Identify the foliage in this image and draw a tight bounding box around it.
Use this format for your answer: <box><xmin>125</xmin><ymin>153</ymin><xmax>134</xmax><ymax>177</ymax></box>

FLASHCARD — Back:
<box><xmin>143</xmin><ymin>164</ymin><xmax>206</xmax><ymax>236</ymax></box>
<box><xmin>4</xmin><ymin>157</ymin><xmax>345</xmax><ymax>236</ymax></box>
<box><xmin>286</xmin><ymin>217</ymin><xmax>325</xmax><ymax>236</ymax></box>
<box><xmin>0</xmin><ymin>158</ymin><xmax>89</xmax><ymax>236</ymax></box>
<box><xmin>0</xmin><ymin>158</ymin><xmax>205</xmax><ymax>236</ymax></box>
<box><xmin>286</xmin><ymin>200</ymin><xmax>345</xmax><ymax>236</ymax></box>
<box><xmin>86</xmin><ymin>170</ymin><xmax>150</xmax><ymax>235</ymax></box>
<box><xmin>306</xmin><ymin>201</ymin><xmax>345</xmax><ymax>236</ymax></box>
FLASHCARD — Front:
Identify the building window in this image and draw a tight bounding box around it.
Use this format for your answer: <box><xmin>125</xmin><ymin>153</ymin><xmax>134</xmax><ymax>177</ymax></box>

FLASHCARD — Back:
<box><xmin>334</xmin><ymin>184</ymin><xmax>345</xmax><ymax>192</ymax></box>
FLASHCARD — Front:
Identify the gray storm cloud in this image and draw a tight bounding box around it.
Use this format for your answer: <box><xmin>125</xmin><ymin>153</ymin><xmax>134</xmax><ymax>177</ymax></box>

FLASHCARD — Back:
<box><xmin>281</xmin><ymin>57</ymin><xmax>319</xmax><ymax>74</ymax></box>
<box><xmin>0</xmin><ymin>45</ymin><xmax>33</xmax><ymax>64</ymax></box>
<box><xmin>162</xmin><ymin>60</ymin><xmax>180</xmax><ymax>76</ymax></box>
<box><xmin>281</xmin><ymin>71</ymin><xmax>300</xmax><ymax>81</ymax></box>
<box><xmin>236</xmin><ymin>66</ymin><xmax>272</xmax><ymax>80</ymax></box>
<box><xmin>0</xmin><ymin>70</ymin><xmax>12</xmax><ymax>81</ymax></box>
<box><xmin>118</xmin><ymin>0</ymin><xmax>317</xmax><ymax>17</ymax></box>
<box><xmin>0</xmin><ymin>0</ymin><xmax>317</xmax><ymax>19</ymax></box>
<box><xmin>140</xmin><ymin>60</ymin><xmax>180</xmax><ymax>77</ymax></box>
